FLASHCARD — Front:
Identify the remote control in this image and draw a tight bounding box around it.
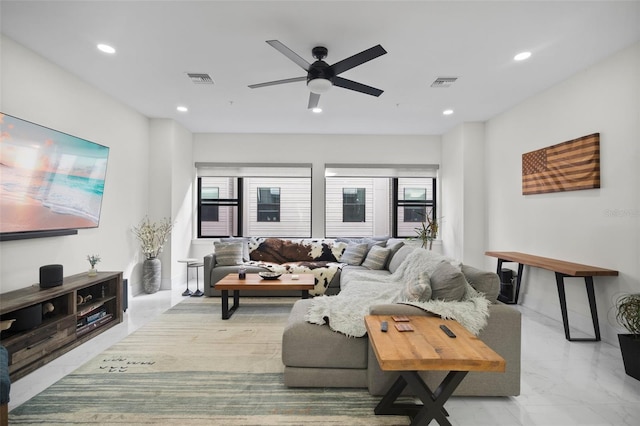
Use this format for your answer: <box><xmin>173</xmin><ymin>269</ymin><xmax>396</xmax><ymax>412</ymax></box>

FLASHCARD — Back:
<box><xmin>381</xmin><ymin>321</ymin><xmax>388</xmax><ymax>332</ymax></box>
<box><xmin>440</xmin><ymin>324</ymin><xmax>456</xmax><ymax>338</ymax></box>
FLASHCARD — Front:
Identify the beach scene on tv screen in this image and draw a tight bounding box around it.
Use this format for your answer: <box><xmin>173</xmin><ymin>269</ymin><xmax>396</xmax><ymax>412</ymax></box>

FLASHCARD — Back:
<box><xmin>0</xmin><ymin>113</ymin><xmax>109</xmax><ymax>233</ymax></box>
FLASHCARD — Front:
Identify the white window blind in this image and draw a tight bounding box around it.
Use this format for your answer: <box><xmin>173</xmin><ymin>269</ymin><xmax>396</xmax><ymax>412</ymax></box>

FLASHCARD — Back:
<box><xmin>196</xmin><ymin>162</ymin><xmax>311</xmax><ymax>177</ymax></box>
<box><xmin>324</xmin><ymin>163</ymin><xmax>439</xmax><ymax>178</ymax></box>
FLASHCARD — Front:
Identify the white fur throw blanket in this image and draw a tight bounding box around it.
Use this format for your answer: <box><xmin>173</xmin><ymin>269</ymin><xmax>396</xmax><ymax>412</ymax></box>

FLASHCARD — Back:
<box><xmin>305</xmin><ymin>249</ymin><xmax>490</xmax><ymax>337</ymax></box>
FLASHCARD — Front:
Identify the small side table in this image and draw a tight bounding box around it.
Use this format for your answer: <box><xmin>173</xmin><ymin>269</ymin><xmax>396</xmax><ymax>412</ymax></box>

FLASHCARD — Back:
<box><xmin>178</xmin><ymin>259</ymin><xmax>199</xmax><ymax>296</ymax></box>
<box><xmin>188</xmin><ymin>262</ymin><xmax>204</xmax><ymax>297</ymax></box>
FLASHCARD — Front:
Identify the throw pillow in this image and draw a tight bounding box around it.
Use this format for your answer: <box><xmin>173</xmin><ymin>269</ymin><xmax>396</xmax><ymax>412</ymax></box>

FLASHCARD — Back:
<box><xmin>362</xmin><ymin>245</ymin><xmax>391</xmax><ymax>270</ymax></box>
<box><xmin>340</xmin><ymin>243</ymin><xmax>369</xmax><ymax>265</ymax></box>
<box><xmin>214</xmin><ymin>242</ymin><xmax>244</xmax><ymax>266</ymax></box>
<box><xmin>429</xmin><ymin>262</ymin><xmax>468</xmax><ymax>302</ymax></box>
<box><xmin>398</xmin><ymin>271</ymin><xmax>432</xmax><ymax>302</ymax></box>
<box><xmin>220</xmin><ymin>237</ymin><xmax>250</xmax><ymax>261</ymax></box>
<box><xmin>384</xmin><ymin>240</ymin><xmax>405</xmax><ymax>269</ymax></box>
<box><xmin>462</xmin><ymin>265</ymin><xmax>500</xmax><ymax>302</ymax></box>
<box><xmin>387</xmin><ymin>244</ymin><xmax>415</xmax><ymax>274</ymax></box>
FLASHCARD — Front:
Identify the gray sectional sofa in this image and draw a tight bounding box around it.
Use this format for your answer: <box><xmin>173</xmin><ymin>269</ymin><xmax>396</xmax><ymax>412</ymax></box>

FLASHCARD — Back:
<box><xmin>203</xmin><ymin>236</ymin><xmax>521</xmax><ymax>397</ymax></box>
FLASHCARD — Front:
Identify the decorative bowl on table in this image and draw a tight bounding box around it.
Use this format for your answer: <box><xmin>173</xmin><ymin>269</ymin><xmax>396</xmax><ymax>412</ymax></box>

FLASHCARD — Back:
<box><xmin>258</xmin><ymin>272</ymin><xmax>282</xmax><ymax>280</ymax></box>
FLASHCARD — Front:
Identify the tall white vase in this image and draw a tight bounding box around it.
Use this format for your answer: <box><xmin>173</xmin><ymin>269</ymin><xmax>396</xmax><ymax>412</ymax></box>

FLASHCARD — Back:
<box><xmin>143</xmin><ymin>258</ymin><xmax>161</xmax><ymax>294</ymax></box>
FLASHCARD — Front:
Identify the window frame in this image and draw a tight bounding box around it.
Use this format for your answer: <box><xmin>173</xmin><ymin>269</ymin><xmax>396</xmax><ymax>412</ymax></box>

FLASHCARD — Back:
<box><xmin>197</xmin><ymin>177</ymin><xmax>243</xmax><ymax>238</ymax></box>
<box><xmin>392</xmin><ymin>178</ymin><xmax>437</xmax><ymax>238</ymax></box>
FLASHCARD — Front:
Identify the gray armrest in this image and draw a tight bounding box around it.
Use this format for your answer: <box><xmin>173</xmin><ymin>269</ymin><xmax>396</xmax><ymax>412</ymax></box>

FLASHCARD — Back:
<box><xmin>204</xmin><ymin>253</ymin><xmax>216</xmax><ymax>288</ymax></box>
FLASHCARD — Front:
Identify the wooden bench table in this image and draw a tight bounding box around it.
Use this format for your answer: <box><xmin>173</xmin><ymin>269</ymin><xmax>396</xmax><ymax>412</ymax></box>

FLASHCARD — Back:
<box><xmin>214</xmin><ymin>273</ymin><xmax>314</xmax><ymax>319</ymax></box>
<box><xmin>365</xmin><ymin>315</ymin><xmax>505</xmax><ymax>426</ymax></box>
<box><xmin>485</xmin><ymin>251</ymin><xmax>618</xmax><ymax>341</ymax></box>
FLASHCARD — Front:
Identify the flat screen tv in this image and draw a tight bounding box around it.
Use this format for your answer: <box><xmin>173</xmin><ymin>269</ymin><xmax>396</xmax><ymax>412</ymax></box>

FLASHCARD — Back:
<box><xmin>0</xmin><ymin>113</ymin><xmax>110</xmax><ymax>241</ymax></box>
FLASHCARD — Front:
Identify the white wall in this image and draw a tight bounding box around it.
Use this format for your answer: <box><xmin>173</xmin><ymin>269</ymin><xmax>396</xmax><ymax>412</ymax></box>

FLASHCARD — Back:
<box><xmin>0</xmin><ymin>36</ymin><xmax>151</xmax><ymax>294</ymax></box>
<box><xmin>485</xmin><ymin>42</ymin><xmax>640</xmax><ymax>345</ymax></box>
<box><xmin>441</xmin><ymin>122</ymin><xmax>486</xmax><ymax>268</ymax></box>
<box><xmin>148</xmin><ymin>119</ymin><xmax>194</xmax><ymax>291</ymax></box>
<box><xmin>191</xmin><ymin>133</ymin><xmax>442</xmax><ymax>258</ymax></box>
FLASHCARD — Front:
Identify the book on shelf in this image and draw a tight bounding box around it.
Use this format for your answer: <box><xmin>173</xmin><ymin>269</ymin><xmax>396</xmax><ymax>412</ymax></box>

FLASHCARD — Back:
<box><xmin>78</xmin><ymin>300</ymin><xmax>105</xmax><ymax>317</ymax></box>
<box><xmin>77</xmin><ymin>313</ymin><xmax>113</xmax><ymax>337</ymax></box>
<box><xmin>77</xmin><ymin>309</ymin><xmax>107</xmax><ymax>328</ymax></box>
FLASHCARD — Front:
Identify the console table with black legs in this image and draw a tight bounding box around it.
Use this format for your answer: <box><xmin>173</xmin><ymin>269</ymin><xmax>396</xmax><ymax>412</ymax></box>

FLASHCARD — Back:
<box><xmin>485</xmin><ymin>251</ymin><xmax>618</xmax><ymax>342</ymax></box>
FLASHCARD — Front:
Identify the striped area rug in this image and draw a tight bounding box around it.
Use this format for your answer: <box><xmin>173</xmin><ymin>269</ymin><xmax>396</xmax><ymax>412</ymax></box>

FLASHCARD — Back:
<box><xmin>10</xmin><ymin>297</ymin><xmax>409</xmax><ymax>425</ymax></box>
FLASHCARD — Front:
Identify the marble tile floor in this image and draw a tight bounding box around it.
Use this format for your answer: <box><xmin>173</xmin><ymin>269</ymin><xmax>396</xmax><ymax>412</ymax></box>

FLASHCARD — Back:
<box><xmin>8</xmin><ymin>285</ymin><xmax>640</xmax><ymax>425</ymax></box>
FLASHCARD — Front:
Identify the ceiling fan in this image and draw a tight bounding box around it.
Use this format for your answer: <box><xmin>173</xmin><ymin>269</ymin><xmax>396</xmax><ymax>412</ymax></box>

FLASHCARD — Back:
<box><xmin>248</xmin><ymin>40</ymin><xmax>387</xmax><ymax>109</ymax></box>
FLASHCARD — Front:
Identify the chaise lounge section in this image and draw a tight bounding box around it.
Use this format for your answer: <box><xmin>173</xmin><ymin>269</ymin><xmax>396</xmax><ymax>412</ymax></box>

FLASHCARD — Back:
<box><xmin>282</xmin><ymin>259</ymin><xmax>521</xmax><ymax>397</ymax></box>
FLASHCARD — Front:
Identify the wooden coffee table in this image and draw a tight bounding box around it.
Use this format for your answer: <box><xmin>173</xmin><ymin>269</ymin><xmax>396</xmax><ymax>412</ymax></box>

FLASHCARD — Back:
<box><xmin>365</xmin><ymin>315</ymin><xmax>505</xmax><ymax>426</ymax></box>
<box><xmin>215</xmin><ymin>273</ymin><xmax>314</xmax><ymax>319</ymax></box>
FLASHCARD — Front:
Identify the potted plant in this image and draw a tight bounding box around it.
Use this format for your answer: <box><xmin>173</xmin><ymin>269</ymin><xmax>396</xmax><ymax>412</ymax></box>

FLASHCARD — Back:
<box><xmin>414</xmin><ymin>210</ymin><xmax>439</xmax><ymax>250</ymax></box>
<box><xmin>86</xmin><ymin>254</ymin><xmax>101</xmax><ymax>277</ymax></box>
<box><xmin>132</xmin><ymin>217</ymin><xmax>173</xmax><ymax>294</ymax></box>
<box><xmin>615</xmin><ymin>293</ymin><xmax>640</xmax><ymax>381</ymax></box>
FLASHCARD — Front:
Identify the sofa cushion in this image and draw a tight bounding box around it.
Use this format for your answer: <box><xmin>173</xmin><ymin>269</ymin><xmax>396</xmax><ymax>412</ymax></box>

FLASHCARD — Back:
<box><xmin>283</xmin><ymin>299</ymin><xmax>367</xmax><ymax>369</ymax></box>
<box><xmin>361</xmin><ymin>245</ymin><xmax>391</xmax><ymax>270</ymax></box>
<box><xmin>387</xmin><ymin>244</ymin><xmax>416</xmax><ymax>274</ymax></box>
<box><xmin>462</xmin><ymin>265</ymin><xmax>500</xmax><ymax>302</ymax></box>
<box><xmin>214</xmin><ymin>242</ymin><xmax>244</xmax><ymax>266</ymax></box>
<box><xmin>429</xmin><ymin>262</ymin><xmax>468</xmax><ymax>301</ymax></box>
<box><xmin>398</xmin><ymin>271</ymin><xmax>432</xmax><ymax>302</ymax></box>
<box><xmin>340</xmin><ymin>243</ymin><xmax>369</xmax><ymax>265</ymax></box>
<box><xmin>220</xmin><ymin>237</ymin><xmax>250</xmax><ymax>261</ymax></box>
<box><xmin>336</xmin><ymin>237</ymin><xmax>387</xmax><ymax>250</ymax></box>
<box><xmin>383</xmin><ymin>240</ymin><xmax>405</xmax><ymax>269</ymax></box>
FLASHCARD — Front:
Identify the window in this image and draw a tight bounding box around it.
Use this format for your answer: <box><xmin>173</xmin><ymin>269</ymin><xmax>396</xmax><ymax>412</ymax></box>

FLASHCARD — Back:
<box><xmin>343</xmin><ymin>188</ymin><xmax>365</xmax><ymax>222</ymax></box>
<box><xmin>201</xmin><ymin>186</ymin><xmax>220</xmax><ymax>222</ymax></box>
<box><xmin>257</xmin><ymin>187</ymin><xmax>280</xmax><ymax>222</ymax></box>
<box><xmin>394</xmin><ymin>178</ymin><xmax>436</xmax><ymax>238</ymax></box>
<box><xmin>196</xmin><ymin>163</ymin><xmax>311</xmax><ymax>238</ymax></box>
<box><xmin>325</xmin><ymin>178</ymin><xmax>375</xmax><ymax>237</ymax></box>
<box><xmin>198</xmin><ymin>177</ymin><xmax>240</xmax><ymax>237</ymax></box>
<box><xmin>403</xmin><ymin>188</ymin><xmax>427</xmax><ymax>222</ymax></box>
<box><xmin>324</xmin><ymin>164</ymin><xmax>438</xmax><ymax>238</ymax></box>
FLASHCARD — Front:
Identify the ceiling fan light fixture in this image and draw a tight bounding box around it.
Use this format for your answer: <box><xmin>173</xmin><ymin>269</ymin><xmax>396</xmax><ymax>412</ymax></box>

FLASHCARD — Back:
<box><xmin>312</xmin><ymin>107</ymin><xmax>323</xmax><ymax>113</ymax></box>
<box><xmin>307</xmin><ymin>78</ymin><xmax>332</xmax><ymax>94</ymax></box>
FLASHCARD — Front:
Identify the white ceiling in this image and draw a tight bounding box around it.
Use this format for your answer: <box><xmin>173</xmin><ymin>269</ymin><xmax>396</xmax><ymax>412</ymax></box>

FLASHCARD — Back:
<box><xmin>2</xmin><ymin>1</ymin><xmax>639</xmax><ymax>135</ymax></box>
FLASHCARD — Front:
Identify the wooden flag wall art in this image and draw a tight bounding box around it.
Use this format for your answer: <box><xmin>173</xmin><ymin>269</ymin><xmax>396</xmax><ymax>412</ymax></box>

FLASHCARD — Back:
<box><xmin>522</xmin><ymin>133</ymin><xmax>600</xmax><ymax>195</ymax></box>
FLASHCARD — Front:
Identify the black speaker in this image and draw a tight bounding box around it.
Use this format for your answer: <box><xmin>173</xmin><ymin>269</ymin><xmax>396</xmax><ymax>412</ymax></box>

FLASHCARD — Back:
<box><xmin>40</xmin><ymin>264</ymin><xmax>63</xmax><ymax>288</ymax></box>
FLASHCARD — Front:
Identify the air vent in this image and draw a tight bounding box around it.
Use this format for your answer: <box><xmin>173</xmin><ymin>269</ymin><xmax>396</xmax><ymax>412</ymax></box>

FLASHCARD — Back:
<box><xmin>187</xmin><ymin>73</ymin><xmax>214</xmax><ymax>84</ymax></box>
<box><xmin>431</xmin><ymin>77</ymin><xmax>458</xmax><ymax>88</ymax></box>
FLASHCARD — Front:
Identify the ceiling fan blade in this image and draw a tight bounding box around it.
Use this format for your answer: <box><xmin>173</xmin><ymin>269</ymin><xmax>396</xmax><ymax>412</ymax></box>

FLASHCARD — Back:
<box><xmin>333</xmin><ymin>77</ymin><xmax>384</xmax><ymax>97</ymax></box>
<box><xmin>308</xmin><ymin>92</ymin><xmax>321</xmax><ymax>109</ymax></box>
<box><xmin>329</xmin><ymin>44</ymin><xmax>387</xmax><ymax>76</ymax></box>
<box><xmin>266</xmin><ymin>40</ymin><xmax>311</xmax><ymax>71</ymax></box>
<box><xmin>248</xmin><ymin>76</ymin><xmax>306</xmax><ymax>89</ymax></box>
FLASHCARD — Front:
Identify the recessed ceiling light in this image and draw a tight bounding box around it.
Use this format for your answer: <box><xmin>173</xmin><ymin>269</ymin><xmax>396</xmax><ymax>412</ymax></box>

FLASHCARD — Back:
<box><xmin>443</xmin><ymin>109</ymin><xmax>454</xmax><ymax>116</ymax></box>
<box><xmin>97</xmin><ymin>43</ymin><xmax>116</xmax><ymax>54</ymax></box>
<box><xmin>312</xmin><ymin>107</ymin><xmax>322</xmax><ymax>113</ymax></box>
<box><xmin>176</xmin><ymin>106</ymin><xmax>188</xmax><ymax>112</ymax></box>
<box><xmin>514</xmin><ymin>51</ymin><xmax>531</xmax><ymax>61</ymax></box>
